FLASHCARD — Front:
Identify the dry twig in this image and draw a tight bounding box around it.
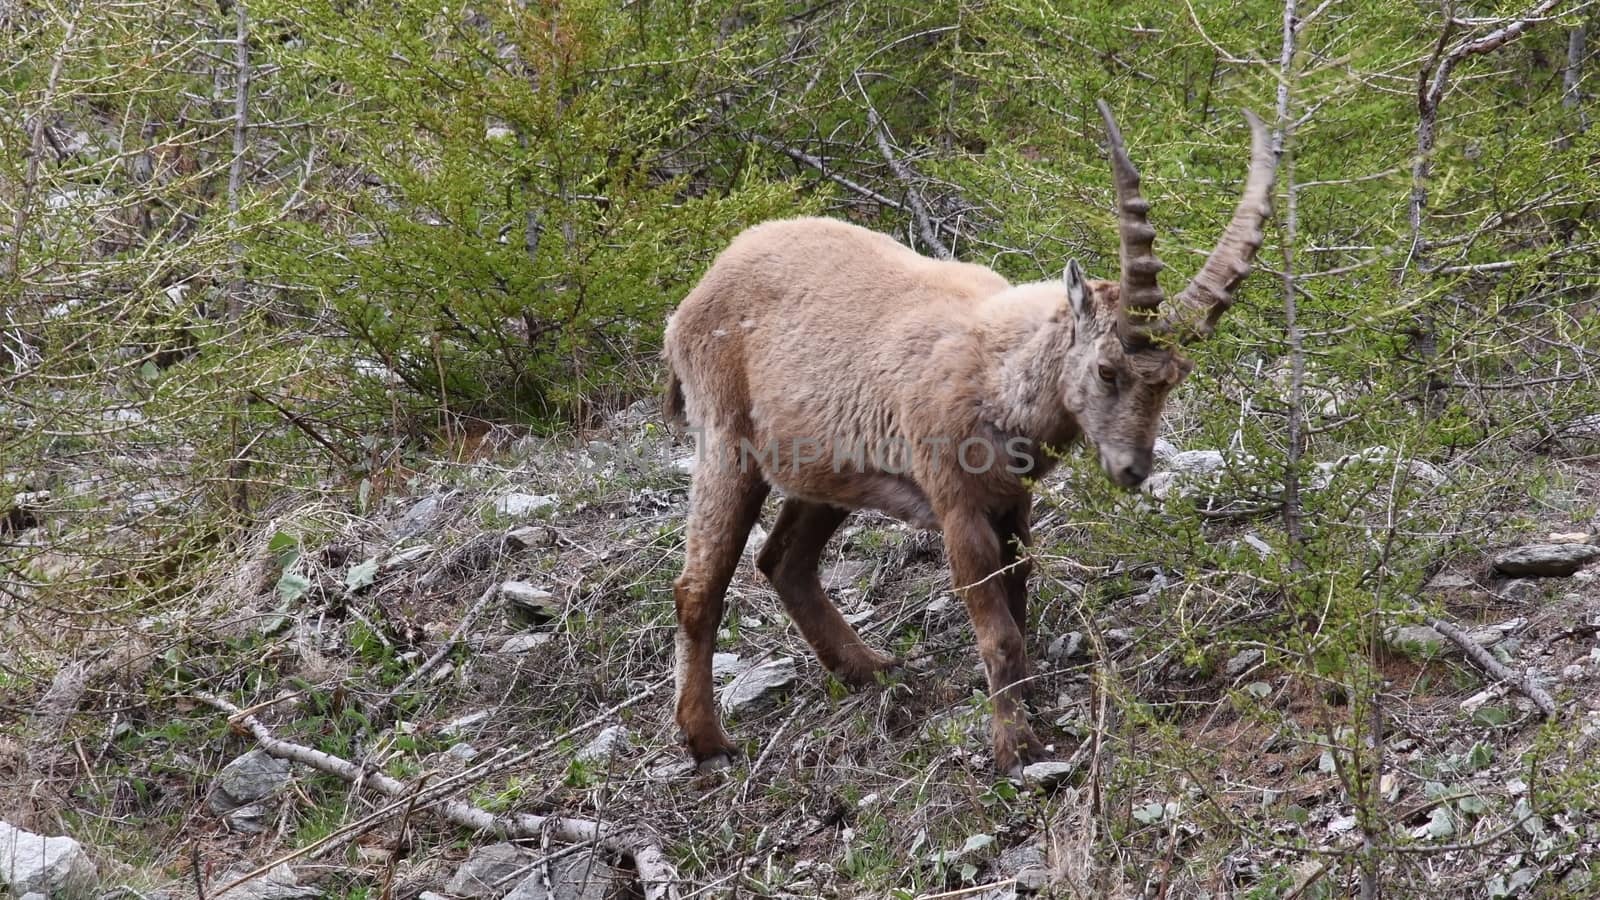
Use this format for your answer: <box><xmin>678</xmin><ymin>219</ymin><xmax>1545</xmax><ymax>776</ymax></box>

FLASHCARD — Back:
<box><xmin>196</xmin><ymin>691</ymin><xmax>680</xmax><ymax>900</ymax></box>
<box><xmin>1422</xmin><ymin>615</ymin><xmax>1558</xmax><ymax>718</ymax></box>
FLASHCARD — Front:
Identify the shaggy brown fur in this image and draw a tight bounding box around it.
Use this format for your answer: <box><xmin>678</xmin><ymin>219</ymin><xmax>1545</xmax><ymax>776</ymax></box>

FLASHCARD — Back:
<box><xmin>662</xmin><ymin>107</ymin><xmax>1277</xmax><ymax>774</ymax></box>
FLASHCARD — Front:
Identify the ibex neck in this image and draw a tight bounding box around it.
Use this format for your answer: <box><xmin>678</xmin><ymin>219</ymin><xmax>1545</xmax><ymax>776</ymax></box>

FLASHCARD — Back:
<box><xmin>984</xmin><ymin>312</ymin><xmax>1078</xmax><ymax>444</ymax></box>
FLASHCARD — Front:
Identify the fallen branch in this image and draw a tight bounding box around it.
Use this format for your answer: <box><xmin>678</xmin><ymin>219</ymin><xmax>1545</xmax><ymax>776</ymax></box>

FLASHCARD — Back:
<box><xmin>196</xmin><ymin>692</ymin><xmax>679</xmax><ymax>900</ymax></box>
<box><xmin>1423</xmin><ymin>615</ymin><xmax>1558</xmax><ymax>718</ymax></box>
<box><xmin>867</xmin><ymin>108</ymin><xmax>951</xmax><ymax>259</ymax></box>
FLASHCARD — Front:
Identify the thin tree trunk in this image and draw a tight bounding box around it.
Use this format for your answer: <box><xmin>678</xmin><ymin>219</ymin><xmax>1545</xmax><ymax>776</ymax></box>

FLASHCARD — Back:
<box><xmin>226</xmin><ymin>0</ymin><xmax>252</xmax><ymax>513</ymax></box>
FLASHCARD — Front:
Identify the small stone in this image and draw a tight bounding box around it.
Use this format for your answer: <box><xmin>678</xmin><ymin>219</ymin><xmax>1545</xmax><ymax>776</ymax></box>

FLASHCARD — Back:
<box><xmin>499</xmin><ymin>633</ymin><xmax>553</xmax><ymax>654</ymax></box>
<box><xmin>223</xmin><ymin>804</ymin><xmax>270</xmax><ymax>834</ymax></box>
<box><xmin>718</xmin><ymin>657</ymin><xmax>798</xmax><ymax>713</ymax></box>
<box><xmin>1224</xmin><ymin>649</ymin><xmax>1264</xmax><ymax>677</ymax></box>
<box><xmin>213</xmin><ymin>863</ymin><xmax>318</xmax><ymax>899</ymax></box>
<box><xmin>712</xmin><ymin>652</ymin><xmax>745</xmax><ymax>677</ymax></box>
<box><xmin>447</xmin><ymin>843</ymin><xmax>538</xmax><ymax>898</ymax></box>
<box><xmin>1426</xmin><ymin>572</ymin><xmax>1476</xmax><ymax>592</ymax></box>
<box><xmin>1499</xmin><ymin>579</ymin><xmax>1541</xmax><ymax>603</ymax></box>
<box><xmin>1564</xmin><ymin>664</ymin><xmax>1586</xmax><ymax>681</ymax></box>
<box><xmin>501</xmin><ymin>581</ymin><xmax>561</xmax><ymax>619</ymax></box>
<box><xmin>446</xmin><ymin>743</ymin><xmax>480</xmax><ymax>762</ymax></box>
<box><xmin>926</xmin><ymin>595</ymin><xmax>956</xmax><ymax>615</ymax></box>
<box><xmin>1015</xmin><ymin>865</ymin><xmax>1050</xmax><ymax>893</ymax></box>
<box><xmin>1021</xmin><ymin>760</ymin><xmax>1077</xmax><ymax>789</ymax></box>
<box><xmin>1168</xmin><ymin>449</ymin><xmax>1226</xmax><ymax>475</ymax></box>
<box><xmin>440</xmin><ymin>710</ymin><xmax>491</xmax><ymax>736</ymax></box>
<box><xmin>503</xmin><ymin>851</ymin><xmax>622</xmax><ymax>900</ymax></box>
<box><xmin>384</xmin><ymin>544</ymin><xmax>434</xmax><ymax>569</ymax></box>
<box><xmin>504</xmin><ymin>525</ymin><xmax>556</xmax><ymax>550</ymax></box>
<box><xmin>1548</xmin><ymin>532</ymin><xmax>1594</xmax><ymax>544</ymax></box>
<box><xmin>1047</xmin><ymin>632</ymin><xmax>1083</xmax><ymax>661</ymax></box>
<box><xmin>495</xmin><ymin>492</ymin><xmax>556</xmax><ymax>518</ymax></box>
<box><xmin>395</xmin><ymin>493</ymin><xmax>447</xmax><ymax>539</ymax></box>
<box><xmin>1152</xmin><ymin>437</ymin><xmax>1178</xmax><ymax>462</ymax></box>
<box><xmin>1105</xmin><ymin>628</ymin><xmax>1135</xmax><ymax>647</ymax></box>
<box><xmin>575</xmin><ymin>726</ymin><xmax>627</xmax><ymax>764</ymax></box>
<box><xmin>0</xmin><ymin>822</ymin><xmax>99</xmax><ymax>897</ymax></box>
<box><xmin>208</xmin><ymin>749</ymin><xmax>292</xmax><ymax>814</ymax></box>
<box><xmin>1493</xmin><ymin>543</ymin><xmax>1600</xmax><ymax>577</ymax></box>
<box><xmin>821</xmin><ymin>559</ymin><xmax>873</xmax><ymax>589</ymax></box>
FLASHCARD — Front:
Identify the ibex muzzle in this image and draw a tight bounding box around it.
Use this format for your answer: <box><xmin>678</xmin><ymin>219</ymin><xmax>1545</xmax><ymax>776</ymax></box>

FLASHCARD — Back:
<box><xmin>662</xmin><ymin>104</ymin><xmax>1277</xmax><ymax>774</ymax></box>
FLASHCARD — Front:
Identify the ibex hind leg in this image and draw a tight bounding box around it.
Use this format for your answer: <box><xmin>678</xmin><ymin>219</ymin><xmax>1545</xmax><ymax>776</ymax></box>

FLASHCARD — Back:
<box><xmin>673</xmin><ymin>447</ymin><xmax>769</xmax><ymax>769</ymax></box>
<box><xmin>756</xmin><ymin>498</ymin><xmax>897</xmax><ymax>686</ymax></box>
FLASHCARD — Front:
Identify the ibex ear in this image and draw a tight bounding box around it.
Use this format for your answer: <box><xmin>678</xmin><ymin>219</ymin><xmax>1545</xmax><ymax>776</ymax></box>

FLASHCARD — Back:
<box><xmin>1063</xmin><ymin>259</ymin><xmax>1093</xmax><ymax>323</ymax></box>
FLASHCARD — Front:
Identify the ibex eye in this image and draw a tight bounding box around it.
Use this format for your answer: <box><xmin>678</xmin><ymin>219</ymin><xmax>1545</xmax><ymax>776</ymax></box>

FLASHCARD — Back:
<box><xmin>1098</xmin><ymin>365</ymin><xmax>1118</xmax><ymax>384</ymax></box>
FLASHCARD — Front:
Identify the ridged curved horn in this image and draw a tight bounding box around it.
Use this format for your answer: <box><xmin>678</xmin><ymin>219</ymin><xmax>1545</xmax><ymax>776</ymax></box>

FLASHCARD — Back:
<box><xmin>1097</xmin><ymin>101</ymin><xmax>1166</xmax><ymax>345</ymax></box>
<box><xmin>1171</xmin><ymin>109</ymin><xmax>1278</xmax><ymax>343</ymax></box>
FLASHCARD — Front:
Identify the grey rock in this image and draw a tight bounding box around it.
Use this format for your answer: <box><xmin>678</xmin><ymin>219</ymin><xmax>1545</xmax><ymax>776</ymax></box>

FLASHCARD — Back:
<box><xmin>1387</xmin><ymin>624</ymin><xmax>1501</xmax><ymax>657</ymax></box>
<box><xmin>1047</xmin><ymin>632</ymin><xmax>1083</xmax><ymax>661</ymax></box>
<box><xmin>1426</xmin><ymin>572</ymin><xmax>1476</xmax><ymax>592</ymax></box>
<box><xmin>1499</xmin><ymin>579</ymin><xmax>1541</xmax><ymax>603</ymax></box>
<box><xmin>214</xmin><ymin>864</ymin><xmax>318</xmax><ymax>899</ymax></box>
<box><xmin>500</xmin><ymin>633</ymin><xmax>553</xmax><ymax>654</ymax></box>
<box><xmin>1021</xmin><ymin>760</ymin><xmax>1078</xmax><ymax>789</ymax></box>
<box><xmin>711</xmin><ymin>652</ymin><xmax>745</xmax><ymax>677</ymax></box>
<box><xmin>440</xmin><ymin>710</ymin><xmax>491</xmax><ymax>737</ymax></box>
<box><xmin>18</xmin><ymin>893</ymin><xmax>46</xmax><ymax>900</ymax></box>
<box><xmin>495</xmin><ymin>492</ymin><xmax>556</xmax><ymax>518</ymax></box>
<box><xmin>719</xmin><ymin>657</ymin><xmax>798</xmax><ymax>713</ymax></box>
<box><xmin>501</xmin><ymin>581</ymin><xmax>561</xmax><ymax>620</ymax></box>
<box><xmin>222</xmin><ymin>803</ymin><xmax>270</xmax><ymax>834</ymax></box>
<box><xmin>384</xmin><ymin>544</ymin><xmax>434</xmax><ymax>569</ymax></box>
<box><xmin>1224</xmin><ymin>649</ymin><xmax>1265</xmax><ymax>677</ymax></box>
<box><xmin>446</xmin><ymin>743</ymin><xmax>480</xmax><ymax>762</ymax></box>
<box><xmin>1493</xmin><ymin>543</ymin><xmax>1600</xmax><ymax>577</ymax></box>
<box><xmin>1152</xmin><ymin>437</ymin><xmax>1178</xmax><ymax>463</ymax></box>
<box><xmin>446</xmin><ymin>843</ymin><xmax>538</xmax><ymax>898</ymax></box>
<box><xmin>1105</xmin><ymin>628</ymin><xmax>1136</xmax><ymax>647</ymax></box>
<box><xmin>419</xmin><ymin>893</ymin><xmax>451</xmax><ymax>900</ymax></box>
<box><xmin>1168</xmin><ymin>449</ymin><xmax>1226</xmax><ymax>475</ymax></box>
<box><xmin>1015</xmin><ymin>865</ymin><xmax>1051</xmax><ymax>892</ymax></box>
<box><xmin>0</xmin><ymin>822</ymin><xmax>98</xmax><ymax>897</ymax></box>
<box><xmin>1564</xmin><ymin>664</ymin><xmax>1586</xmax><ymax>681</ymax></box>
<box><xmin>395</xmin><ymin>493</ymin><xmax>448</xmax><ymax>539</ymax></box>
<box><xmin>505</xmin><ymin>526</ymin><xmax>557</xmax><ymax>551</ymax></box>
<box><xmin>208</xmin><ymin>749</ymin><xmax>291</xmax><ymax>814</ymax></box>
<box><xmin>503</xmin><ymin>851</ymin><xmax>622</xmax><ymax>900</ymax></box>
<box><xmin>575</xmin><ymin>726</ymin><xmax>627</xmax><ymax>764</ymax></box>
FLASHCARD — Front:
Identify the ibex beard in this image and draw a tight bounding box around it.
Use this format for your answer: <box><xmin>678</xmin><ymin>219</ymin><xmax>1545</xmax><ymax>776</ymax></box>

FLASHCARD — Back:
<box><xmin>662</xmin><ymin>102</ymin><xmax>1277</xmax><ymax>775</ymax></box>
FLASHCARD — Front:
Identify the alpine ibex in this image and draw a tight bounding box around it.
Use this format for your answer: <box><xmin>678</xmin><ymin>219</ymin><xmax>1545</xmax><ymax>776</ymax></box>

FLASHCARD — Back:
<box><xmin>662</xmin><ymin>103</ymin><xmax>1277</xmax><ymax>774</ymax></box>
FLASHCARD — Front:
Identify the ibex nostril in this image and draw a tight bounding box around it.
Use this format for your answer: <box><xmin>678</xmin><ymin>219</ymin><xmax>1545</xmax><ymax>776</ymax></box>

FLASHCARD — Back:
<box><xmin>1121</xmin><ymin>464</ymin><xmax>1149</xmax><ymax>486</ymax></box>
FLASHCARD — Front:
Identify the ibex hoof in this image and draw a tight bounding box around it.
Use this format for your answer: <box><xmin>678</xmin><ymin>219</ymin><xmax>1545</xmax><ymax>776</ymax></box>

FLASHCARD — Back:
<box><xmin>993</xmin><ymin>724</ymin><xmax>1046</xmax><ymax>776</ymax></box>
<box><xmin>833</xmin><ymin>649</ymin><xmax>900</xmax><ymax>688</ymax></box>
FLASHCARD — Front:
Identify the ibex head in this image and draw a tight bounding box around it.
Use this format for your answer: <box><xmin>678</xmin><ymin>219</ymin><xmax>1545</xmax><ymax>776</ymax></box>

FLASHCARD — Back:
<box><xmin>1064</xmin><ymin>102</ymin><xmax>1277</xmax><ymax>489</ymax></box>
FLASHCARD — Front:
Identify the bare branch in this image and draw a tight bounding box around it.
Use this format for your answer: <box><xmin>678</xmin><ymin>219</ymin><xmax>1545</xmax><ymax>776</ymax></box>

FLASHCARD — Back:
<box><xmin>195</xmin><ymin>691</ymin><xmax>680</xmax><ymax>900</ymax></box>
<box><xmin>867</xmin><ymin>108</ymin><xmax>950</xmax><ymax>259</ymax></box>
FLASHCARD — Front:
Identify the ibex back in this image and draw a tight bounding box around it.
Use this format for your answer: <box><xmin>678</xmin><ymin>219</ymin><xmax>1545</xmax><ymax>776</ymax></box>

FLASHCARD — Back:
<box><xmin>663</xmin><ymin>103</ymin><xmax>1277</xmax><ymax>774</ymax></box>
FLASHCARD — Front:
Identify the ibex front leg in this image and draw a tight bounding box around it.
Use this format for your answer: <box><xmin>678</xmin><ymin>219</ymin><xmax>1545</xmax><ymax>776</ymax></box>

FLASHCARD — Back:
<box><xmin>673</xmin><ymin>450</ymin><xmax>770</xmax><ymax>769</ymax></box>
<box><xmin>944</xmin><ymin>507</ymin><xmax>1043</xmax><ymax>775</ymax></box>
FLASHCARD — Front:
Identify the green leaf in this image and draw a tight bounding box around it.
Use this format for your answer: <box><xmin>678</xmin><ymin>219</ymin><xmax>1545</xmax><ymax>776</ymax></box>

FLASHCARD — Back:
<box><xmin>1456</xmin><ymin>795</ymin><xmax>1489</xmax><ymax>816</ymax></box>
<box><xmin>276</xmin><ymin>572</ymin><xmax>311</xmax><ymax>602</ymax></box>
<box><xmin>1466</xmin><ymin>741</ymin><xmax>1494</xmax><ymax>772</ymax></box>
<box><xmin>1424</xmin><ymin>807</ymin><xmax>1455</xmax><ymax>839</ymax></box>
<box><xmin>1282</xmin><ymin>804</ymin><xmax>1310</xmax><ymax>825</ymax></box>
<box><xmin>1473</xmin><ymin>706</ymin><xmax>1510</xmax><ymax>726</ymax></box>
<box><xmin>1132</xmin><ymin>802</ymin><xmax>1166</xmax><ymax>825</ymax></box>
<box><xmin>345</xmin><ymin>557</ymin><xmax>379</xmax><ymax>592</ymax></box>
<box><xmin>268</xmin><ymin>531</ymin><xmax>299</xmax><ymax>569</ymax></box>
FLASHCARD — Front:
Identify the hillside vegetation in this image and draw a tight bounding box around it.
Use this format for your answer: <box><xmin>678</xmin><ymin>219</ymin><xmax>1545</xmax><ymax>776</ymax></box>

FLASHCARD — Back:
<box><xmin>4</xmin><ymin>1</ymin><xmax>1600</xmax><ymax>897</ymax></box>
